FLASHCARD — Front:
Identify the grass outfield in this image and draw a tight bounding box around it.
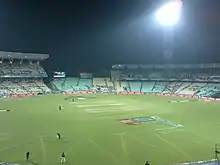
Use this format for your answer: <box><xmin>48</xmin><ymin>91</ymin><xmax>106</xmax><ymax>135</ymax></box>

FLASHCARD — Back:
<box><xmin>0</xmin><ymin>94</ymin><xmax>220</xmax><ymax>165</ymax></box>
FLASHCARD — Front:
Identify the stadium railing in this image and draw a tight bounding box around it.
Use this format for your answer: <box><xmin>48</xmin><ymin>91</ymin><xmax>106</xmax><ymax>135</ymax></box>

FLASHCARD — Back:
<box><xmin>3</xmin><ymin>89</ymin><xmax>220</xmax><ymax>103</ymax></box>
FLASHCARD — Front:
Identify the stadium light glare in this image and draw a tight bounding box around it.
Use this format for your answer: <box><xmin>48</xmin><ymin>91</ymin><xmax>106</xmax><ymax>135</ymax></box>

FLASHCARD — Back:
<box><xmin>155</xmin><ymin>0</ymin><xmax>182</xmax><ymax>26</ymax></box>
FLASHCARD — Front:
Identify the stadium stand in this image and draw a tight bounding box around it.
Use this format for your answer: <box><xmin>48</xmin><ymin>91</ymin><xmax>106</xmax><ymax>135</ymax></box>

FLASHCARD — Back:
<box><xmin>175</xmin><ymin>82</ymin><xmax>192</xmax><ymax>94</ymax></box>
<box><xmin>93</xmin><ymin>78</ymin><xmax>106</xmax><ymax>86</ymax></box>
<box><xmin>122</xmin><ymin>81</ymin><xmax>130</xmax><ymax>92</ymax></box>
<box><xmin>52</xmin><ymin>78</ymin><xmax>65</xmax><ymax>91</ymax></box>
<box><xmin>197</xmin><ymin>83</ymin><xmax>220</xmax><ymax>97</ymax></box>
<box><xmin>65</xmin><ymin>77</ymin><xmax>79</xmax><ymax>90</ymax></box>
<box><xmin>0</xmin><ymin>62</ymin><xmax>47</xmax><ymax>77</ymax></box>
<box><xmin>49</xmin><ymin>62</ymin><xmax>220</xmax><ymax>100</ymax></box>
<box><xmin>114</xmin><ymin>81</ymin><xmax>124</xmax><ymax>91</ymax></box>
<box><xmin>105</xmin><ymin>78</ymin><xmax>114</xmax><ymax>88</ymax></box>
<box><xmin>3</xmin><ymin>51</ymin><xmax>220</xmax><ymax>101</ymax></box>
<box><xmin>178</xmin><ymin>83</ymin><xmax>206</xmax><ymax>95</ymax></box>
<box><xmin>151</xmin><ymin>81</ymin><xmax>168</xmax><ymax>93</ymax></box>
<box><xmin>141</xmin><ymin>81</ymin><xmax>155</xmax><ymax>92</ymax></box>
<box><xmin>0</xmin><ymin>51</ymin><xmax>50</xmax><ymax>96</ymax></box>
<box><xmin>163</xmin><ymin>82</ymin><xmax>182</xmax><ymax>94</ymax></box>
<box><xmin>78</xmin><ymin>78</ymin><xmax>92</xmax><ymax>91</ymax></box>
<box><xmin>52</xmin><ymin>77</ymin><xmax>81</xmax><ymax>92</ymax></box>
<box><xmin>129</xmin><ymin>81</ymin><xmax>141</xmax><ymax>92</ymax></box>
<box><xmin>110</xmin><ymin>64</ymin><xmax>220</xmax><ymax>97</ymax></box>
<box><xmin>108</xmin><ymin>81</ymin><xmax>130</xmax><ymax>92</ymax></box>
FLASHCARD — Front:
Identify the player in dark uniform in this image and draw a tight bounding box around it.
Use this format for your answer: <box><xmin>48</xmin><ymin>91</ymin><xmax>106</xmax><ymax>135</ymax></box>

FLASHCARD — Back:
<box><xmin>26</xmin><ymin>151</ymin><xmax>30</xmax><ymax>161</ymax></box>
<box><xmin>72</xmin><ymin>98</ymin><xmax>75</xmax><ymax>102</ymax></box>
<box><xmin>145</xmin><ymin>161</ymin><xmax>150</xmax><ymax>165</ymax></box>
<box><xmin>57</xmin><ymin>132</ymin><xmax>61</xmax><ymax>140</ymax></box>
<box><xmin>60</xmin><ymin>152</ymin><xmax>66</xmax><ymax>163</ymax></box>
<box><xmin>59</xmin><ymin>105</ymin><xmax>62</xmax><ymax>110</ymax></box>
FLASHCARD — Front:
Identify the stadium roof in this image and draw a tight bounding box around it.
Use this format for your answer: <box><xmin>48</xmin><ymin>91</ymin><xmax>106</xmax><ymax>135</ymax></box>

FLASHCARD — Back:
<box><xmin>0</xmin><ymin>51</ymin><xmax>49</xmax><ymax>60</ymax></box>
<box><xmin>112</xmin><ymin>63</ymin><xmax>220</xmax><ymax>69</ymax></box>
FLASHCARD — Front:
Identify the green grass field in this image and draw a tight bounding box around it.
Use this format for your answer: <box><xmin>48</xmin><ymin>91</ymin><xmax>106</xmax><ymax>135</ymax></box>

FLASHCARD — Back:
<box><xmin>0</xmin><ymin>94</ymin><xmax>220</xmax><ymax>165</ymax></box>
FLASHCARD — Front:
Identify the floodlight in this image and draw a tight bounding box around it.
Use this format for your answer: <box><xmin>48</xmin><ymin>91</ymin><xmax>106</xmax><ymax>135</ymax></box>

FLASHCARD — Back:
<box><xmin>155</xmin><ymin>0</ymin><xmax>182</xmax><ymax>26</ymax></box>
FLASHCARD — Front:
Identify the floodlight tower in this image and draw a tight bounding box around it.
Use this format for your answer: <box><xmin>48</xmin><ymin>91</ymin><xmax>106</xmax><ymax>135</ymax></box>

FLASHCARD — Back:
<box><xmin>155</xmin><ymin>0</ymin><xmax>182</xmax><ymax>60</ymax></box>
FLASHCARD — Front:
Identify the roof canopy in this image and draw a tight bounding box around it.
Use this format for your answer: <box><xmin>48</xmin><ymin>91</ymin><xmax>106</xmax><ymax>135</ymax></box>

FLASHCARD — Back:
<box><xmin>112</xmin><ymin>63</ymin><xmax>220</xmax><ymax>69</ymax></box>
<box><xmin>0</xmin><ymin>51</ymin><xmax>49</xmax><ymax>60</ymax></box>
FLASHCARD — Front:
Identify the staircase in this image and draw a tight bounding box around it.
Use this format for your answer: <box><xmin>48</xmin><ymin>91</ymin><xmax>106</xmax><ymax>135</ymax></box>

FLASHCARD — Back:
<box><xmin>104</xmin><ymin>79</ymin><xmax>108</xmax><ymax>87</ymax></box>
<box><xmin>151</xmin><ymin>81</ymin><xmax>157</xmax><ymax>92</ymax></box>
<box><xmin>76</xmin><ymin>78</ymin><xmax>80</xmax><ymax>86</ymax></box>
<box><xmin>140</xmin><ymin>82</ymin><xmax>143</xmax><ymax>92</ymax></box>
<box><xmin>48</xmin><ymin>82</ymin><xmax>60</xmax><ymax>91</ymax></box>
<box><xmin>176</xmin><ymin>83</ymin><xmax>192</xmax><ymax>94</ymax></box>
<box><xmin>34</xmin><ymin>81</ymin><xmax>44</xmax><ymax>92</ymax></box>
<box><xmin>127</xmin><ymin>81</ymin><xmax>131</xmax><ymax>92</ymax></box>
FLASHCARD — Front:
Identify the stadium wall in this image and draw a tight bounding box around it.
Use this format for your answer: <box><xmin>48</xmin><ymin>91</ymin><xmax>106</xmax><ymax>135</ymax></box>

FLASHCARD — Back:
<box><xmin>6</xmin><ymin>91</ymin><xmax>220</xmax><ymax>102</ymax></box>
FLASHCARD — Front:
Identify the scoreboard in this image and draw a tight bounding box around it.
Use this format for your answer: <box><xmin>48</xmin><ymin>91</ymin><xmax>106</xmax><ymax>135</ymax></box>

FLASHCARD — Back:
<box><xmin>53</xmin><ymin>71</ymin><xmax>66</xmax><ymax>78</ymax></box>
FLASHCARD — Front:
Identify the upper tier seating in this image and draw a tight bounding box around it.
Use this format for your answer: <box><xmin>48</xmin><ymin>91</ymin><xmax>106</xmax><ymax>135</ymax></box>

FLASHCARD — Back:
<box><xmin>112</xmin><ymin>69</ymin><xmax>220</xmax><ymax>82</ymax></box>
<box><xmin>0</xmin><ymin>61</ymin><xmax>50</xmax><ymax>96</ymax></box>
<box><xmin>0</xmin><ymin>62</ymin><xmax>47</xmax><ymax>77</ymax></box>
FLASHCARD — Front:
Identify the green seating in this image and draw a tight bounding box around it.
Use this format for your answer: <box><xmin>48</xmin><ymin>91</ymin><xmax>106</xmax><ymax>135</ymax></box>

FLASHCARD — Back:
<box><xmin>53</xmin><ymin>78</ymin><xmax>79</xmax><ymax>92</ymax></box>
<box><xmin>78</xmin><ymin>79</ymin><xmax>92</xmax><ymax>90</ymax></box>
<box><xmin>152</xmin><ymin>82</ymin><xmax>168</xmax><ymax>93</ymax></box>
<box><xmin>130</xmin><ymin>81</ymin><xmax>141</xmax><ymax>92</ymax></box>
<box><xmin>142</xmin><ymin>82</ymin><xmax>155</xmax><ymax>92</ymax></box>
<box><xmin>197</xmin><ymin>83</ymin><xmax>220</xmax><ymax>97</ymax></box>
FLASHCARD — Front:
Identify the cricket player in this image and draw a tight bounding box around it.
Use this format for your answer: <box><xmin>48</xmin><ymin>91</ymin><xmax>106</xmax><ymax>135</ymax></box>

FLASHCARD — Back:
<box><xmin>145</xmin><ymin>161</ymin><xmax>150</xmax><ymax>165</ymax></box>
<box><xmin>57</xmin><ymin>132</ymin><xmax>61</xmax><ymax>140</ymax></box>
<box><xmin>59</xmin><ymin>105</ymin><xmax>62</xmax><ymax>110</ymax></box>
<box><xmin>60</xmin><ymin>152</ymin><xmax>66</xmax><ymax>163</ymax></box>
<box><xmin>26</xmin><ymin>151</ymin><xmax>30</xmax><ymax>161</ymax></box>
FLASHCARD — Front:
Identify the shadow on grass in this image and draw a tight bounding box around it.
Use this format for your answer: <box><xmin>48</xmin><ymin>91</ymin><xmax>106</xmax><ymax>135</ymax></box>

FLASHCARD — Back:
<box><xmin>29</xmin><ymin>160</ymin><xmax>38</xmax><ymax>165</ymax></box>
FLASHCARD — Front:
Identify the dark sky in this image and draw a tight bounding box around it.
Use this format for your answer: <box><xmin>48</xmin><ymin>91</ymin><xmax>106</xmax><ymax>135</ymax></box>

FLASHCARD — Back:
<box><xmin>0</xmin><ymin>0</ymin><xmax>220</xmax><ymax>75</ymax></box>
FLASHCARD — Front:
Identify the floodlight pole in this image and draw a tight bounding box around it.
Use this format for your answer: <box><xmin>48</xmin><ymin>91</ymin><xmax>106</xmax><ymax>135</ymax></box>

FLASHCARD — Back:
<box><xmin>163</xmin><ymin>27</ymin><xmax>174</xmax><ymax>62</ymax></box>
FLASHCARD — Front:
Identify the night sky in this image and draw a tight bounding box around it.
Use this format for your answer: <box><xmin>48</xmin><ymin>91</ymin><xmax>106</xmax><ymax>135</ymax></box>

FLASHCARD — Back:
<box><xmin>0</xmin><ymin>0</ymin><xmax>220</xmax><ymax>75</ymax></box>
